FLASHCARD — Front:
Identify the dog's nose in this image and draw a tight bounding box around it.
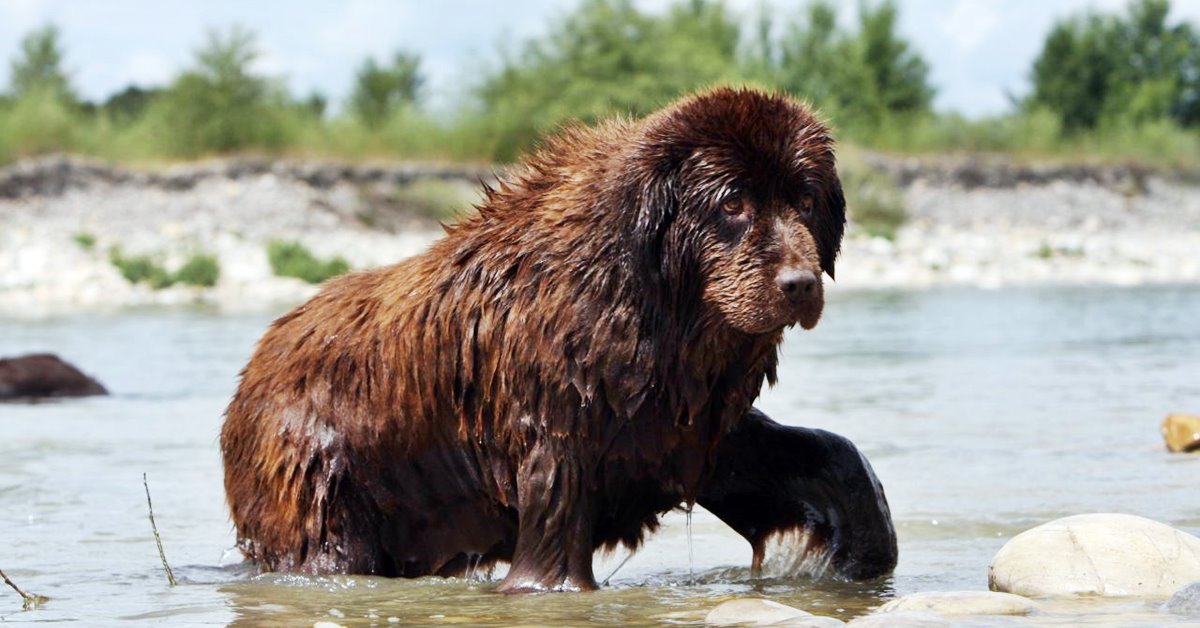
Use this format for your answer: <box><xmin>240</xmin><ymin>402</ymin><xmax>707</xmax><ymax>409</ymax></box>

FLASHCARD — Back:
<box><xmin>776</xmin><ymin>268</ymin><xmax>817</xmax><ymax>303</ymax></box>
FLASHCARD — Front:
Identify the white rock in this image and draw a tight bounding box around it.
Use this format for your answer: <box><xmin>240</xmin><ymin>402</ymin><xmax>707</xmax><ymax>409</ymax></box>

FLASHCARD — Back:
<box><xmin>780</xmin><ymin>617</ymin><xmax>844</xmax><ymax>628</ymax></box>
<box><xmin>876</xmin><ymin>591</ymin><xmax>1036</xmax><ymax>616</ymax></box>
<box><xmin>705</xmin><ymin>598</ymin><xmax>813</xmax><ymax>626</ymax></box>
<box><xmin>989</xmin><ymin>513</ymin><xmax>1200</xmax><ymax>598</ymax></box>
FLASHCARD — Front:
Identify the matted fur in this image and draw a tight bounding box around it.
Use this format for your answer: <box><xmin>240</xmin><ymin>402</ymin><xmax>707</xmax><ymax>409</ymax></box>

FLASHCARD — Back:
<box><xmin>221</xmin><ymin>87</ymin><xmax>849</xmax><ymax>592</ymax></box>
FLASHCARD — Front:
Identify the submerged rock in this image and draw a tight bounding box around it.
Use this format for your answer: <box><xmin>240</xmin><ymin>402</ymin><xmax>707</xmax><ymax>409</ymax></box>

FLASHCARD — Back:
<box><xmin>705</xmin><ymin>598</ymin><xmax>843</xmax><ymax>626</ymax></box>
<box><xmin>989</xmin><ymin>513</ymin><xmax>1200</xmax><ymax>598</ymax></box>
<box><xmin>1165</xmin><ymin>581</ymin><xmax>1200</xmax><ymax>615</ymax></box>
<box><xmin>876</xmin><ymin>591</ymin><xmax>1036</xmax><ymax>616</ymax></box>
<box><xmin>0</xmin><ymin>353</ymin><xmax>107</xmax><ymax>400</ymax></box>
<box><xmin>846</xmin><ymin>611</ymin><xmax>951</xmax><ymax>627</ymax></box>
<box><xmin>1162</xmin><ymin>413</ymin><xmax>1200</xmax><ymax>453</ymax></box>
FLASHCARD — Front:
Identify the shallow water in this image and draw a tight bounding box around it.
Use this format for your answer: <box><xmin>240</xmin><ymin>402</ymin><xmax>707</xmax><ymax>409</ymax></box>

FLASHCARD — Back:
<box><xmin>1</xmin><ymin>285</ymin><xmax>1198</xmax><ymax>626</ymax></box>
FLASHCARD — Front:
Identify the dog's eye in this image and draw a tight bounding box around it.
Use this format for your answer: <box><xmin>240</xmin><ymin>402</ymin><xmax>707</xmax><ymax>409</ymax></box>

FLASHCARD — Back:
<box><xmin>798</xmin><ymin>196</ymin><xmax>814</xmax><ymax>216</ymax></box>
<box><xmin>721</xmin><ymin>196</ymin><xmax>747</xmax><ymax>218</ymax></box>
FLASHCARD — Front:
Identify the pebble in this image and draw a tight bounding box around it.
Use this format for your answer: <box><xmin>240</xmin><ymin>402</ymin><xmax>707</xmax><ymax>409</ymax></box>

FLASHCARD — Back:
<box><xmin>1165</xmin><ymin>581</ymin><xmax>1200</xmax><ymax>615</ymax></box>
<box><xmin>1162</xmin><ymin>413</ymin><xmax>1200</xmax><ymax>453</ymax></box>
<box><xmin>845</xmin><ymin>611</ymin><xmax>950</xmax><ymax>627</ymax></box>
<box><xmin>705</xmin><ymin>598</ymin><xmax>843</xmax><ymax>626</ymax></box>
<box><xmin>876</xmin><ymin>591</ymin><xmax>1036</xmax><ymax>616</ymax></box>
<box><xmin>989</xmin><ymin>513</ymin><xmax>1200</xmax><ymax>598</ymax></box>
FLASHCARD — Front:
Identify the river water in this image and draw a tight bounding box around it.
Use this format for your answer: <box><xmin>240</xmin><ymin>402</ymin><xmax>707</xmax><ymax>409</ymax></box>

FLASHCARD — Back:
<box><xmin>2</xmin><ymin>285</ymin><xmax>1198</xmax><ymax>626</ymax></box>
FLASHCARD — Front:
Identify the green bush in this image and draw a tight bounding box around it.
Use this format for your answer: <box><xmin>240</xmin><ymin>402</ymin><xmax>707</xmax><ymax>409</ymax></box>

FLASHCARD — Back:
<box><xmin>109</xmin><ymin>247</ymin><xmax>221</xmax><ymax>289</ymax></box>
<box><xmin>72</xmin><ymin>232</ymin><xmax>96</xmax><ymax>250</ymax></box>
<box><xmin>0</xmin><ymin>88</ymin><xmax>83</xmax><ymax>158</ymax></box>
<box><xmin>267</xmin><ymin>240</ymin><xmax>350</xmax><ymax>284</ymax></box>
<box><xmin>174</xmin><ymin>253</ymin><xmax>220</xmax><ymax>287</ymax></box>
<box><xmin>109</xmin><ymin>247</ymin><xmax>173</xmax><ymax>289</ymax></box>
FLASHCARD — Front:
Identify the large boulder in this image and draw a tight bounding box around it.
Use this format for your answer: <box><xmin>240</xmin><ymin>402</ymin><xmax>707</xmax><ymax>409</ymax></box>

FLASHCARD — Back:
<box><xmin>1162</xmin><ymin>413</ymin><xmax>1200</xmax><ymax>453</ymax></box>
<box><xmin>875</xmin><ymin>591</ymin><xmax>1036</xmax><ymax>616</ymax></box>
<box><xmin>0</xmin><ymin>353</ymin><xmax>107</xmax><ymax>400</ymax></box>
<box><xmin>989</xmin><ymin>513</ymin><xmax>1200</xmax><ymax>598</ymax></box>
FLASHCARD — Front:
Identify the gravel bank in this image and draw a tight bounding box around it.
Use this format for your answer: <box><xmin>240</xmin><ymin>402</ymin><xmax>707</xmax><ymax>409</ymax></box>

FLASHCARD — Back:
<box><xmin>1</xmin><ymin>154</ymin><xmax>1197</xmax><ymax>317</ymax></box>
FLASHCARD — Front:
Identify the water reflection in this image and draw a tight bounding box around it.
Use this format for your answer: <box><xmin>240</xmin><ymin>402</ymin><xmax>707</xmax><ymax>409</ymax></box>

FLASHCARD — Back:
<box><xmin>215</xmin><ymin>571</ymin><xmax>895</xmax><ymax>626</ymax></box>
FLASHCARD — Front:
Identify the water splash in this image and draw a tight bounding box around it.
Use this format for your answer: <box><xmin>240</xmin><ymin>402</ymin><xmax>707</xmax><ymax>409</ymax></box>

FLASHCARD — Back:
<box><xmin>758</xmin><ymin>527</ymin><xmax>833</xmax><ymax>579</ymax></box>
<box><xmin>686</xmin><ymin>505</ymin><xmax>695</xmax><ymax>584</ymax></box>
<box><xmin>466</xmin><ymin>553</ymin><xmax>482</xmax><ymax>581</ymax></box>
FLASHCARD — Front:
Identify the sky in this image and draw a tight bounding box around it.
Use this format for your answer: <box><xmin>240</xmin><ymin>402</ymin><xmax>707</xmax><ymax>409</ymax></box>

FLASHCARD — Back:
<box><xmin>1</xmin><ymin>0</ymin><xmax>1199</xmax><ymax>118</ymax></box>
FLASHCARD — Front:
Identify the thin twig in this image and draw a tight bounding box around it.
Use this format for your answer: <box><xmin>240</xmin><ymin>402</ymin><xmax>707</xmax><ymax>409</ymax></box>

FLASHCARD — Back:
<box><xmin>600</xmin><ymin>550</ymin><xmax>635</xmax><ymax>587</ymax></box>
<box><xmin>0</xmin><ymin>567</ymin><xmax>48</xmax><ymax>610</ymax></box>
<box><xmin>143</xmin><ymin>473</ymin><xmax>178</xmax><ymax>586</ymax></box>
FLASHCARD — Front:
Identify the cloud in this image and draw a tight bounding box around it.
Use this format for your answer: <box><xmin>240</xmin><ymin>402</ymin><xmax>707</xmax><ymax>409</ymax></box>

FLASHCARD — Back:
<box><xmin>0</xmin><ymin>0</ymin><xmax>46</xmax><ymax>29</ymax></box>
<box><xmin>122</xmin><ymin>52</ymin><xmax>175</xmax><ymax>87</ymax></box>
<box><xmin>937</xmin><ymin>0</ymin><xmax>999</xmax><ymax>53</ymax></box>
<box><xmin>317</xmin><ymin>0</ymin><xmax>408</xmax><ymax>59</ymax></box>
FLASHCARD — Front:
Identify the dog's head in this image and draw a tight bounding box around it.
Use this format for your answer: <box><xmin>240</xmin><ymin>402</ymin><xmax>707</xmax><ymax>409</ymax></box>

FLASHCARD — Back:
<box><xmin>625</xmin><ymin>88</ymin><xmax>846</xmax><ymax>334</ymax></box>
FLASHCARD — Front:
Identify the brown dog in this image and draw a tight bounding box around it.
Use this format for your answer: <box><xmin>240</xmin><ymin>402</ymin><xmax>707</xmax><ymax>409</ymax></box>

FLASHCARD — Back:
<box><xmin>221</xmin><ymin>88</ymin><xmax>896</xmax><ymax>592</ymax></box>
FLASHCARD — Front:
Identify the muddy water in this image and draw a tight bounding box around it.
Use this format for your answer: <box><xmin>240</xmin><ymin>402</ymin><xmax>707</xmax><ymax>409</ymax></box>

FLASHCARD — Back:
<box><xmin>1</xmin><ymin>285</ymin><xmax>1198</xmax><ymax>626</ymax></box>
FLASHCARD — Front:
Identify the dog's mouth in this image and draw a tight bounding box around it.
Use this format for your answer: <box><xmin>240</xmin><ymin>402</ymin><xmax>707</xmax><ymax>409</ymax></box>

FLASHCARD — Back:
<box><xmin>795</xmin><ymin>301</ymin><xmax>824</xmax><ymax>330</ymax></box>
<box><xmin>739</xmin><ymin>298</ymin><xmax>824</xmax><ymax>334</ymax></box>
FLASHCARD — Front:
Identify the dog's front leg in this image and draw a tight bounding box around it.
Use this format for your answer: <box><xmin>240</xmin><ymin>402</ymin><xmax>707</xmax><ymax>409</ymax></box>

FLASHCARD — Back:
<box><xmin>497</xmin><ymin>438</ymin><xmax>597</xmax><ymax>593</ymax></box>
<box><xmin>697</xmin><ymin>407</ymin><xmax>898</xmax><ymax>580</ymax></box>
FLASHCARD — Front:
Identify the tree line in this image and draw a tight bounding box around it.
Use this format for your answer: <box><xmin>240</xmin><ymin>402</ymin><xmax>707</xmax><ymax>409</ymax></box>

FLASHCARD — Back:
<box><xmin>1</xmin><ymin>0</ymin><xmax>1197</xmax><ymax>165</ymax></box>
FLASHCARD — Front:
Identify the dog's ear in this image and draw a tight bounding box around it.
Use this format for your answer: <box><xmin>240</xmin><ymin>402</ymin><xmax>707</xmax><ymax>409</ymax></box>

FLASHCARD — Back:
<box><xmin>615</xmin><ymin>142</ymin><xmax>684</xmax><ymax>285</ymax></box>
<box><xmin>815</xmin><ymin>172</ymin><xmax>846</xmax><ymax>280</ymax></box>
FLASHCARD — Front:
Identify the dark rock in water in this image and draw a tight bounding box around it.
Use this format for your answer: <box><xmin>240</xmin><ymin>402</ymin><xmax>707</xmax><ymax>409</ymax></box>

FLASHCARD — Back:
<box><xmin>0</xmin><ymin>353</ymin><xmax>107</xmax><ymax>400</ymax></box>
<box><xmin>1165</xmin><ymin>581</ymin><xmax>1200</xmax><ymax>615</ymax></box>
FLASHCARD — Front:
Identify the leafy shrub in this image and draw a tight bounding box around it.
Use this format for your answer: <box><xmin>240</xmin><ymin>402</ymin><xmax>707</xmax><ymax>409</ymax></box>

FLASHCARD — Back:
<box><xmin>109</xmin><ymin>247</ymin><xmax>221</xmax><ymax>288</ymax></box>
<box><xmin>174</xmin><ymin>253</ymin><xmax>220</xmax><ymax>287</ymax></box>
<box><xmin>109</xmin><ymin>247</ymin><xmax>173</xmax><ymax>289</ymax></box>
<box><xmin>267</xmin><ymin>240</ymin><xmax>350</xmax><ymax>284</ymax></box>
<box><xmin>72</xmin><ymin>232</ymin><xmax>96</xmax><ymax>250</ymax></box>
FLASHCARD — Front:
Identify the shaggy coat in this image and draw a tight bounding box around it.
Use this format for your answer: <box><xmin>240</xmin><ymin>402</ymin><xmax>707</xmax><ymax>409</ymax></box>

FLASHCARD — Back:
<box><xmin>222</xmin><ymin>88</ymin><xmax>894</xmax><ymax>592</ymax></box>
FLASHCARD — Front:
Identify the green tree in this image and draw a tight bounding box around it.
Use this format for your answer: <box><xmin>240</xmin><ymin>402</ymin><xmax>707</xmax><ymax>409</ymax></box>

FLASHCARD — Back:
<box><xmin>776</xmin><ymin>2</ymin><xmax>868</xmax><ymax>118</ymax></box>
<box><xmin>147</xmin><ymin>26</ymin><xmax>294</xmax><ymax>155</ymax></box>
<box><xmin>1028</xmin><ymin>0</ymin><xmax>1200</xmax><ymax>130</ymax></box>
<box><xmin>102</xmin><ymin>85</ymin><xmax>162</xmax><ymax>124</ymax></box>
<box><xmin>8</xmin><ymin>24</ymin><xmax>76</xmax><ymax>102</ymax></box>
<box><xmin>350</xmin><ymin>52</ymin><xmax>422</xmax><ymax>128</ymax></box>
<box><xmin>857</xmin><ymin>0</ymin><xmax>933</xmax><ymax>115</ymax></box>
<box><xmin>774</xmin><ymin>1</ymin><xmax>932</xmax><ymax>129</ymax></box>
<box><xmin>476</xmin><ymin>0</ymin><xmax>742</xmax><ymax>160</ymax></box>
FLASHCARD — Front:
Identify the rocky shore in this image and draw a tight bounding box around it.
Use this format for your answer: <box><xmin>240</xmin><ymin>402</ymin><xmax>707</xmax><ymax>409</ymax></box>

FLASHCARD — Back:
<box><xmin>1</xmin><ymin>154</ymin><xmax>1198</xmax><ymax>316</ymax></box>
